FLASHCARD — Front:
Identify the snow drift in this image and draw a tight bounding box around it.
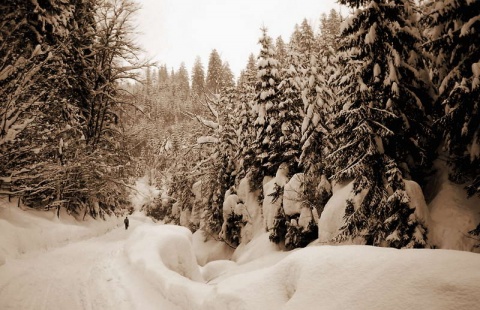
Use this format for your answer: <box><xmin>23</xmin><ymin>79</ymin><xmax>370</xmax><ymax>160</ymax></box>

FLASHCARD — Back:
<box><xmin>125</xmin><ymin>223</ymin><xmax>480</xmax><ymax>310</ymax></box>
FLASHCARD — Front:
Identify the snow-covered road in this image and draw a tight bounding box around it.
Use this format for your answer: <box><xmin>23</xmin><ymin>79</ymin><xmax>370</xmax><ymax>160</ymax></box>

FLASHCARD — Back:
<box><xmin>0</xmin><ymin>220</ymin><xmax>180</xmax><ymax>310</ymax></box>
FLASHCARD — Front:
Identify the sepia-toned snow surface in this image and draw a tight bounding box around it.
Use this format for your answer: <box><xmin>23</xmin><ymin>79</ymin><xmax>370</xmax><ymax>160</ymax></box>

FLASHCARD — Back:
<box><xmin>1</xmin><ymin>197</ymin><xmax>480</xmax><ymax>310</ymax></box>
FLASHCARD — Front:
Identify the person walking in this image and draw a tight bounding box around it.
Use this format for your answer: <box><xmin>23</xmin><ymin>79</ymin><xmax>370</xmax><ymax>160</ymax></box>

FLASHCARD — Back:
<box><xmin>124</xmin><ymin>216</ymin><xmax>129</xmax><ymax>230</ymax></box>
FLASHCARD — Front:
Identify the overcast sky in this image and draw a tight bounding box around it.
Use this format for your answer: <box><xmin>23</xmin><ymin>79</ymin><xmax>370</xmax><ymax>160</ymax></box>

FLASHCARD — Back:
<box><xmin>134</xmin><ymin>0</ymin><xmax>343</xmax><ymax>78</ymax></box>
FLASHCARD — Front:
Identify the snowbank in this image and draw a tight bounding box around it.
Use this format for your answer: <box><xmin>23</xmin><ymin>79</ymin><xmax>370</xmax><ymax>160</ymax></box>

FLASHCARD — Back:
<box><xmin>317</xmin><ymin>181</ymin><xmax>355</xmax><ymax>243</ymax></box>
<box><xmin>208</xmin><ymin>245</ymin><xmax>480</xmax><ymax>310</ymax></box>
<box><xmin>0</xmin><ymin>197</ymin><xmax>122</xmax><ymax>265</ymax></box>
<box><xmin>283</xmin><ymin>173</ymin><xmax>304</xmax><ymax>216</ymax></box>
<box><xmin>318</xmin><ymin>179</ymin><xmax>431</xmax><ymax>245</ymax></box>
<box><xmin>232</xmin><ymin>232</ymin><xmax>284</xmax><ymax>264</ymax></box>
<box><xmin>125</xmin><ymin>224</ymin><xmax>210</xmax><ymax>309</ymax></box>
<box><xmin>237</xmin><ymin>175</ymin><xmax>264</xmax><ymax>243</ymax></box>
<box><xmin>124</xmin><ymin>224</ymin><xmax>480</xmax><ymax>310</ymax></box>
<box><xmin>428</xmin><ymin>162</ymin><xmax>480</xmax><ymax>252</ymax></box>
<box><xmin>192</xmin><ymin>229</ymin><xmax>234</xmax><ymax>266</ymax></box>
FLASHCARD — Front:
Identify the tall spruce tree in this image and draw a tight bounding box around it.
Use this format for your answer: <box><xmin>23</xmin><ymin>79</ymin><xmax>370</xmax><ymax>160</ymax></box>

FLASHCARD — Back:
<box><xmin>191</xmin><ymin>56</ymin><xmax>206</xmax><ymax>99</ymax></box>
<box><xmin>235</xmin><ymin>54</ymin><xmax>258</xmax><ymax>181</ymax></box>
<box><xmin>295</xmin><ymin>19</ymin><xmax>333</xmax><ymax>173</ymax></box>
<box><xmin>242</xmin><ymin>27</ymin><xmax>282</xmax><ymax>190</ymax></box>
<box><xmin>158</xmin><ymin>65</ymin><xmax>169</xmax><ymax>90</ymax></box>
<box><xmin>275</xmin><ymin>36</ymin><xmax>288</xmax><ymax>68</ymax></box>
<box><xmin>206</xmin><ymin>49</ymin><xmax>223</xmax><ymax>94</ymax></box>
<box><xmin>423</xmin><ymin>0</ymin><xmax>480</xmax><ymax>197</ymax></box>
<box><xmin>176</xmin><ymin>62</ymin><xmax>190</xmax><ymax>103</ymax></box>
<box><xmin>221</xmin><ymin>62</ymin><xmax>235</xmax><ymax>89</ymax></box>
<box><xmin>330</xmin><ymin>0</ymin><xmax>433</xmax><ymax>248</ymax></box>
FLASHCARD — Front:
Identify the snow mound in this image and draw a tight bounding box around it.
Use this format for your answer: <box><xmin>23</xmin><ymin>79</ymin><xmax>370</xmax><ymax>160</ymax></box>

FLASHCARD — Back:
<box><xmin>124</xmin><ymin>223</ymin><xmax>480</xmax><ymax>309</ymax></box>
<box><xmin>192</xmin><ymin>229</ymin><xmax>234</xmax><ymax>266</ymax></box>
<box><xmin>201</xmin><ymin>259</ymin><xmax>237</xmax><ymax>283</ymax></box>
<box><xmin>317</xmin><ymin>181</ymin><xmax>354</xmax><ymax>243</ymax></box>
<box><xmin>126</xmin><ymin>224</ymin><xmax>202</xmax><ymax>281</ymax></box>
<box><xmin>207</xmin><ymin>245</ymin><xmax>480</xmax><ymax>310</ymax></box>
<box><xmin>428</xmin><ymin>162</ymin><xmax>480</xmax><ymax>252</ymax></box>
<box><xmin>237</xmin><ymin>175</ymin><xmax>264</xmax><ymax>243</ymax></box>
<box><xmin>233</xmin><ymin>232</ymin><xmax>283</xmax><ymax>264</ymax></box>
<box><xmin>283</xmin><ymin>173</ymin><xmax>304</xmax><ymax>216</ymax></box>
<box><xmin>318</xmin><ymin>180</ymin><xmax>431</xmax><ymax>245</ymax></box>
<box><xmin>125</xmin><ymin>224</ymin><xmax>211</xmax><ymax>309</ymax></box>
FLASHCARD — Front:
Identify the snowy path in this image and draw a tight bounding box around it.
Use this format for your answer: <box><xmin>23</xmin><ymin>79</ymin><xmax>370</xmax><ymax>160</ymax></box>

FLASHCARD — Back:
<box><xmin>0</xmin><ymin>220</ymin><xmax>180</xmax><ymax>310</ymax></box>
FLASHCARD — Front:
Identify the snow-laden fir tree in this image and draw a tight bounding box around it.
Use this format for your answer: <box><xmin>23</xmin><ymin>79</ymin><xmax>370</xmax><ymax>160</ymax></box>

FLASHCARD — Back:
<box><xmin>215</xmin><ymin>90</ymin><xmax>243</xmax><ymax>245</ymax></box>
<box><xmin>186</xmin><ymin>90</ymin><xmax>239</xmax><ymax>239</ymax></box>
<box><xmin>275</xmin><ymin>36</ymin><xmax>288</xmax><ymax>68</ymax></box>
<box><xmin>191</xmin><ymin>56</ymin><xmax>206</xmax><ymax>99</ymax></box>
<box><xmin>221</xmin><ymin>62</ymin><xmax>235</xmax><ymax>89</ymax></box>
<box><xmin>319</xmin><ymin>9</ymin><xmax>343</xmax><ymax>53</ymax></box>
<box><xmin>423</xmin><ymin>0</ymin><xmax>480</xmax><ymax>197</ymax></box>
<box><xmin>235</xmin><ymin>54</ymin><xmax>258</xmax><ymax>182</ymax></box>
<box><xmin>175</xmin><ymin>62</ymin><xmax>190</xmax><ymax>104</ymax></box>
<box><xmin>158</xmin><ymin>65</ymin><xmax>170</xmax><ymax>90</ymax></box>
<box><xmin>295</xmin><ymin>19</ymin><xmax>335</xmax><ymax>174</ymax></box>
<box><xmin>288</xmin><ymin>19</ymin><xmax>335</xmax><ymax>223</ymax></box>
<box><xmin>0</xmin><ymin>0</ymin><xmax>94</xmax><ymax>212</ymax></box>
<box><xmin>276</xmin><ymin>50</ymin><xmax>303</xmax><ymax>167</ymax></box>
<box><xmin>317</xmin><ymin>9</ymin><xmax>343</xmax><ymax>92</ymax></box>
<box><xmin>242</xmin><ymin>27</ymin><xmax>283</xmax><ymax>191</ymax></box>
<box><xmin>237</xmin><ymin>53</ymin><xmax>258</xmax><ymax>90</ymax></box>
<box><xmin>206</xmin><ymin>49</ymin><xmax>223</xmax><ymax>94</ymax></box>
<box><xmin>330</xmin><ymin>0</ymin><xmax>434</xmax><ymax>248</ymax></box>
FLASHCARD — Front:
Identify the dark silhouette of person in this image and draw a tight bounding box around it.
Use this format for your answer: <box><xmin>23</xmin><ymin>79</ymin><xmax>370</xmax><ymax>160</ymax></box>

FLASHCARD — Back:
<box><xmin>124</xmin><ymin>216</ymin><xmax>129</xmax><ymax>230</ymax></box>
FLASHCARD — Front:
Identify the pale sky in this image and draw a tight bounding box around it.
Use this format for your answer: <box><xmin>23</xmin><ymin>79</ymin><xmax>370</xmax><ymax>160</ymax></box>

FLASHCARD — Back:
<box><xmin>135</xmin><ymin>0</ymin><xmax>343</xmax><ymax>78</ymax></box>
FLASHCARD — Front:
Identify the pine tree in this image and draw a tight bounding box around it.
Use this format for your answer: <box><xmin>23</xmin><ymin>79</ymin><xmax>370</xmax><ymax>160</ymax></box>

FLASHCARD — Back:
<box><xmin>289</xmin><ymin>24</ymin><xmax>302</xmax><ymax>50</ymax></box>
<box><xmin>206</xmin><ymin>49</ymin><xmax>223</xmax><ymax>94</ymax></box>
<box><xmin>423</xmin><ymin>0</ymin><xmax>480</xmax><ymax>197</ymax></box>
<box><xmin>237</xmin><ymin>53</ymin><xmax>257</xmax><ymax>90</ymax></box>
<box><xmin>176</xmin><ymin>62</ymin><xmax>190</xmax><ymax>103</ymax></box>
<box><xmin>235</xmin><ymin>54</ymin><xmax>258</xmax><ymax>181</ymax></box>
<box><xmin>242</xmin><ymin>27</ymin><xmax>282</xmax><ymax>190</ymax></box>
<box><xmin>319</xmin><ymin>10</ymin><xmax>342</xmax><ymax>51</ymax></box>
<box><xmin>297</xmin><ymin>19</ymin><xmax>316</xmax><ymax>57</ymax></box>
<box><xmin>330</xmin><ymin>0</ymin><xmax>433</xmax><ymax>248</ymax></box>
<box><xmin>146</xmin><ymin>66</ymin><xmax>153</xmax><ymax>96</ymax></box>
<box><xmin>295</xmin><ymin>18</ymin><xmax>334</xmax><ymax>173</ymax></box>
<box><xmin>221</xmin><ymin>62</ymin><xmax>235</xmax><ymax>89</ymax></box>
<box><xmin>291</xmin><ymin>18</ymin><xmax>335</xmax><ymax>216</ymax></box>
<box><xmin>158</xmin><ymin>65</ymin><xmax>170</xmax><ymax>90</ymax></box>
<box><xmin>275</xmin><ymin>36</ymin><xmax>288</xmax><ymax>68</ymax></box>
<box><xmin>276</xmin><ymin>50</ymin><xmax>303</xmax><ymax>173</ymax></box>
<box><xmin>191</xmin><ymin>56</ymin><xmax>205</xmax><ymax>99</ymax></box>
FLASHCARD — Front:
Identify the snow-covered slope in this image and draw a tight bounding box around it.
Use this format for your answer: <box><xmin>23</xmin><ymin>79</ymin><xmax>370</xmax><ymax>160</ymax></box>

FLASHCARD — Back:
<box><xmin>0</xmin><ymin>198</ymin><xmax>122</xmax><ymax>265</ymax></box>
